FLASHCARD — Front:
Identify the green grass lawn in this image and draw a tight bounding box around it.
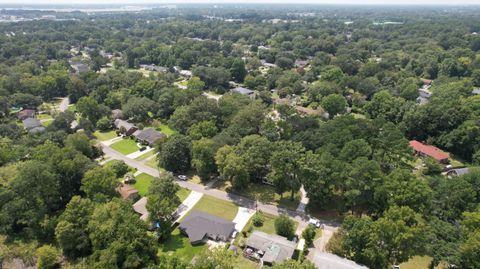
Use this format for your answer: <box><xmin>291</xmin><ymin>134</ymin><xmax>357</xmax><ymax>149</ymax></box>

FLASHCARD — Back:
<box><xmin>135</xmin><ymin>173</ymin><xmax>190</xmax><ymax>201</ymax></box>
<box><xmin>158</xmin><ymin>228</ymin><xmax>208</xmax><ymax>263</ymax></box>
<box><xmin>36</xmin><ymin>114</ymin><xmax>53</xmax><ymax>120</ymax></box>
<box><xmin>135</xmin><ymin>150</ymin><xmax>156</xmax><ymax>161</ymax></box>
<box><xmin>157</xmin><ymin>124</ymin><xmax>176</xmax><ymax>136</ymax></box>
<box><xmin>236</xmin><ymin>211</ymin><xmax>298</xmax><ymax>244</ymax></box>
<box><xmin>146</xmin><ymin>157</ymin><xmax>160</xmax><ymax>169</ymax></box>
<box><xmin>351</xmin><ymin>113</ymin><xmax>366</xmax><ymax>119</ymax></box>
<box><xmin>190</xmin><ymin>195</ymin><xmax>238</xmax><ymax>221</ymax></box>
<box><xmin>41</xmin><ymin>120</ymin><xmax>53</xmax><ymax>127</ymax></box>
<box><xmin>94</xmin><ymin>130</ymin><xmax>118</xmax><ymax>141</ymax></box>
<box><xmin>214</xmin><ymin>181</ymin><xmax>300</xmax><ymax>211</ymax></box>
<box><xmin>234</xmin><ymin>256</ymin><xmax>259</xmax><ymax>269</ymax></box>
<box><xmin>400</xmin><ymin>256</ymin><xmax>448</xmax><ymax>269</ymax></box>
<box><xmin>134</xmin><ymin>173</ymin><xmax>154</xmax><ymax>196</ymax></box>
<box><xmin>178</xmin><ymin>80</ymin><xmax>188</xmax><ymax>86</ymax></box>
<box><xmin>110</xmin><ymin>139</ymin><xmax>139</xmax><ymax>155</ymax></box>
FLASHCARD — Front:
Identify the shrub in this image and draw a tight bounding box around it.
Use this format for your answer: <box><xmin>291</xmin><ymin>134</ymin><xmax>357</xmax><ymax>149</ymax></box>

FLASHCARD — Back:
<box><xmin>275</xmin><ymin>215</ymin><xmax>295</xmax><ymax>239</ymax></box>
<box><xmin>302</xmin><ymin>226</ymin><xmax>316</xmax><ymax>247</ymax></box>
<box><xmin>252</xmin><ymin>213</ymin><xmax>264</xmax><ymax>227</ymax></box>
<box><xmin>96</xmin><ymin>116</ymin><xmax>111</xmax><ymax>131</ymax></box>
<box><xmin>36</xmin><ymin>245</ymin><xmax>59</xmax><ymax>269</ymax></box>
<box><xmin>108</xmin><ymin>160</ymin><xmax>129</xmax><ymax>178</ymax></box>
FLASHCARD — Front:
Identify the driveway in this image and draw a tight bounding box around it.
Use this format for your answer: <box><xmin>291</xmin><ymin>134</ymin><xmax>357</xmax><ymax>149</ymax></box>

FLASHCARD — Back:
<box><xmin>174</xmin><ymin>191</ymin><xmax>203</xmax><ymax>221</ymax></box>
<box><xmin>232</xmin><ymin>207</ymin><xmax>255</xmax><ymax>232</ymax></box>
<box><xmin>59</xmin><ymin>96</ymin><xmax>70</xmax><ymax>112</ymax></box>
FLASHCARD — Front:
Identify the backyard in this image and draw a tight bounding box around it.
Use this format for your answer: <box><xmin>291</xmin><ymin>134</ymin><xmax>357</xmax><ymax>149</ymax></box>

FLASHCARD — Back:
<box><xmin>214</xmin><ymin>181</ymin><xmax>301</xmax><ymax>211</ymax></box>
<box><xmin>189</xmin><ymin>195</ymin><xmax>238</xmax><ymax>221</ymax></box>
<box><xmin>110</xmin><ymin>138</ymin><xmax>140</xmax><ymax>155</ymax></box>
<box><xmin>400</xmin><ymin>256</ymin><xmax>448</xmax><ymax>269</ymax></box>
<box><xmin>158</xmin><ymin>228</ymin><xmax>207</xmax><ymax>262</ymax></box>
<box><xmin>157</xmin><ymin>123</ymin><xmax>176</xmax><ymax>136</ymax></box>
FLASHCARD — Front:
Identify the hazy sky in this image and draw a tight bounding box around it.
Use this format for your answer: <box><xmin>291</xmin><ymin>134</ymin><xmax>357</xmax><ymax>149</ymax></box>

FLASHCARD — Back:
<box><xmin>1</xmin><ymin>0</ymin><xmax>480</xmax><ymax>5</ymax></box>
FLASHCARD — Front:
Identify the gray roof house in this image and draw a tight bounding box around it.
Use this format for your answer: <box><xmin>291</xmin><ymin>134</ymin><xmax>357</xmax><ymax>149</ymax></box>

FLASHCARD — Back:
<box><xmin>178</xmin><ymin>210</ymin><xmax>235</xmax><ymax>245</ymax></box>
<box><xmin>472</xmin><ymin>88</ymin><xmax>480</xmax><ymax>95</ymax></box>
<box><xmin>23</xmin><ymin>118</ymin><xmax>45</xmax><ymax>134</ymax></box>
<box><xmin>310</xmin><ymin>252</ymin><xmax>369</xmax><ymax>269</ymax></box>
<box><xmin>232</xmin><ymin>87</ymin><xmax>256</xmax><ymax>99</ymax></box>
<box><xmin>245</xmin><ymin>231</ymin><xmax>297</xmax><ymax>266</ymax></box>
<box><xmin>114</xmin><ymin>119</ymin><xmax>138</xmax><ymax>136</ymax></box>
<box><xmin>133</xmin><ymin>197</ymin><xmax>149</xmax><ymax>221</ymax></box>
<box><xmin>447</xmin><ymin>168</ymin><xmax>470</xmax><ymax>177</ymax></box>
<box><xmin>111</xmin><ymin>109</ymin><xmax>124</xmax><ymax>120</ymax></box>
<box><xmin>134</xmin><ymin>128</ymin><xmax>166</xmax><ymax>145</ymax></box>
<box><xmin>70</xmin><ymin>62</ymin><xmax>89</xmax><ymax>75</ymax></box>
<box><xmin>17</xmin><ymin>109</ymin><xmax>36</xmax><ymax>120</ymax></box>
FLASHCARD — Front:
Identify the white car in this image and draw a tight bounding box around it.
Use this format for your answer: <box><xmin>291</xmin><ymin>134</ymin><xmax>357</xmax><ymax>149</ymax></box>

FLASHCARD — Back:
<box><xmin>308</xmin><ymin>218</ymin><xmax>321</xmax><ymax>228</ymax></box>
<box><xmin>177</xmin><ymin>175</ymin><xmax>188</xmax><ymax>181</ymax></box>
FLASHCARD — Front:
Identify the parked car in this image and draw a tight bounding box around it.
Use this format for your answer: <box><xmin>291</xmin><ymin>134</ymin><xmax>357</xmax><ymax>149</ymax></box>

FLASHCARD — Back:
<box><xmin>178</xmin><ymin>175</ymin><xmax>188</xmax><ymax>181</ymax></box>
<box><xmin>308</xmin><ymin>217</ymin><xmax>321</xmax><ymax>228</ymax></box>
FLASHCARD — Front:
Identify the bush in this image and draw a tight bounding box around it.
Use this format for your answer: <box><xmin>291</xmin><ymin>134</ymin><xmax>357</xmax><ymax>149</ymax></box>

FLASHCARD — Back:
<box><xmin>252</xmin><ymin>213</ymin><xmax>264</xmax><ymax>227</ymax></box>
<box><xmin>302</xmin><ymin>226</ymin><xmax>316</xmax><ymax>247</ymax></box>
<box><xmin>424</xmin><ymin>157</ymin><xmax>443</xmax><ymax>175</ymax></box>
<box><xmin>275</xmin><ymin>215</ymin><xmax>295</xmax><ymax>239</ymax></box>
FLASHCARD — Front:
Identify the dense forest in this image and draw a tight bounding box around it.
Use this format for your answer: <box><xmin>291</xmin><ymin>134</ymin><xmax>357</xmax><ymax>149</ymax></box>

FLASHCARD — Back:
<box><xmin>0</xmin><ymin>4</ymin><xmax>480</xmax><ymax>269</ymax></box>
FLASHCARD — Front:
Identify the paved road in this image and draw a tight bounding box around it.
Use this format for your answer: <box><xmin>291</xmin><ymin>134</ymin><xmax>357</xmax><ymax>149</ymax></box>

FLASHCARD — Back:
<box><xmin>59</xmin><ymin>96</ymin><xmax>70</xmax><ymax>112</ymax></box>
<box><xmin>101</xmin><ymin>143</ymin><xmax>340</xmax><ymax>236</ymax></box>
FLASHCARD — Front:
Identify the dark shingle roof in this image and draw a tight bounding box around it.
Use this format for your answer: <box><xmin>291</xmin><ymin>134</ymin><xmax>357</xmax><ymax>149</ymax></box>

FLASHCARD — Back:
<box><xmin>245</xmin><ymin>231</ymin><xmax>297</xmax><ymax>264</ymax></box>
<box><xmin>22</xmin><ymin>118</ymin><xmax>42</xmax><ymax>130</ymax></box>
<box><xmin>134</xmin><ymin>128</ymin><xmax>166</xmax><ymax>145</ymax></box>
<box><xmin>179</xmin><ymin>210</ymin><xmax>235</xmax><ymax>243</ymax></box>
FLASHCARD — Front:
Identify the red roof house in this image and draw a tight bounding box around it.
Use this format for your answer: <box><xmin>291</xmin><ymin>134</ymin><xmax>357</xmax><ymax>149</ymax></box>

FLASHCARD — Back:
<box><xmin>409</xmin><ymin>140</ymin><xmax>449</xmax><ymax>163</ymax></box>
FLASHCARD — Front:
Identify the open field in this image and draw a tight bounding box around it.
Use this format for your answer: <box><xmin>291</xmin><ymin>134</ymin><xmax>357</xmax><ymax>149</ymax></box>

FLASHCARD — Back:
<box><xmin>158</xmin><ymin>228</ymin><xmax>207</xmax><ymax>262</ymax></box>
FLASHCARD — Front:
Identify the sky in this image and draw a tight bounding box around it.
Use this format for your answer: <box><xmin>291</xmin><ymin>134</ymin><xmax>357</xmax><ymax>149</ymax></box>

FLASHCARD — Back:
<box><xmin>1</xmin><ymin>0</ymin><xmax>480</xmax><ymax>5</ymax></box>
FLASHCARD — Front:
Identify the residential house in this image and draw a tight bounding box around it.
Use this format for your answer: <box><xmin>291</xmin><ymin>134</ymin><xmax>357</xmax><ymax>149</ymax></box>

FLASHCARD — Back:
<box><xmin>409</xmin><ymin>140</ymin><xmax>449</xmax><ymax>164</ymax></box>
<box><xmin>140</xmin><ymin>64</ymin><xmax>167</xmax><ymax>73</ymax></box>
<box><xmin>421</xmin><ymin>78</ymin><xmax>433</xmax><ymax>86</ymax></box>
<box><xmin>178</xmin><ymin>210</ymin><xmax>235</xmax><ymax>245</ymax></box>
<box><xmin>294</xmin><ymin>59</ymin><xmax>308</xmax><ymax>68</ymax></box>
<box><xmin>114</xmin><ymin>119</ymin><xmax>138</xmax><ymax>136</ymax></box>
<box><xmin>232</xmin><ymin>87</ymin><xmax>256</xmax><ymax>99</ymax></box>
<box><xmin>244</xmin><ymin>231</ymin><xmax>297</xmax><ymax>266</ymax></box>
<box><xmin>260</xmin><ymin>59</ymin><xmax>277</xmax><ymax>68</ymax></box>
<box><xmin>310</xmin><ymin>252</ymin><xmax>369</xmax><ymax>269</ymax></box>
<box><xmin>418</xmin><ymin>87</ymin><xmax>432</xmax><ymax>98</ymax></box>
<box><xmin>133</xmin><ymin>128</ymin><xmax>166</xmax><ymax>145</ymax></box>
<box><xmin>471</xmin><ymin>88</ymin><xmax>480</xmax><ymax>95</ymax></box>
<box><xmin>179</xmin><ymin>70</ymin><xmax>192</xmax><ymax>78</ymax></box>
<box><xmin>22</xmin><ymin>118</ymin><xmax>45</xmax><ymax>134</ymax></box>
<box><xmin>17</xmin><ymin>109</ymin><xmax>36</xmax><ymax>120</ymax></box>
<box><xmin>70</xmin><ymin>62</ymin><xmax>89</xmax><ymax>75</ymax></box>
<box><xmin>446</xmin><ymin>168</ymin><xmax>470</xmax><ymax>177</ymax></box>
<box><xmin>116</xmin><ymin>184</ymin><xmax>139</xmax><ymax>201</ymax></box>
<box><xmin>133</xmin><ymin>197</ymin><xmax>149</xmax><ymax>221</ymax></box>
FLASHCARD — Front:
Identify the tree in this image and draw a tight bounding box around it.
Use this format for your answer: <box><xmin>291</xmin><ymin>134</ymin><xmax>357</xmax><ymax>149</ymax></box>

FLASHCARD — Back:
<box><xmin>192</xmin><ymin>248</ymin><xmax>235</xmax><ymax>269</ymax></box>
<box><xmin>215</xmin><ymin>146</ymin><xmax>249</xmax><ymax>190</ymax></box>
<box><xmin>188</xmin><ymin>121</ymin><xmax>218</xmax><ymax>140</ymax></box>
<box><xmin>87</xmin><ymin>200</ymin><xmax>157</xmax><ymax>268</ymax></box>
<box><xmin>229</xmin><ymin>101</ymin><xmax>266</xmax><ymax>137</ymax></box>
<box><xmin>269</xmin><ymin>141</ymin><xmax>305</xmax><ymax>200</ymax></box>
<box><xmin>321</xmin><ymin>94</ymin><xmax>347</xmax><ymax>119</ymax></box>
<box><xmin>423</xmin><ymin>157</ymin><xmax>443</xmax><ymax>175</ymax></box>
<box><xmin>158</xmin><ymin>134</ymin><xmax>192</xmax><ymax>172</ymax></box>
<box><xmin>230</xmin><ymin>58</ymin><xmax>247</xmax><ymax>83</ymax></box>
<box><xmin>123</xmin><ymin>96</ymin><xmax>157</xmax><ymax>123</ymax></box>
<box><xmin>187</xmin><ymin>76</ymin><xmax>206</xmax><ymax>92</ymax></box>
<box><xmin>148</xmin><ymin>255</ymin><xmax>188</xmax><ymax>269</ymax></box>
<box><xmin>146</xmin><ymin>174</ymin><xmax>180</xmax><ymax>240</ymax></box>
<box><xmin>302</xmin><ymin>225</ymin><xmax>317</xmax><ymax>247</ymax></box>
<box><xmin>55</xmin><ymin>196</ymin><xmax>94</xmax><ymax>260</ymax></box>
<box><xmin>192</xmin><ymin>138</ymin><xmax>217</xmax><ymax>180</ymax></box>
<box><xmin>36</xmin><ymin>245</ymin><xmax>59</xmax><ymax>269</ymax></box>
<box><xmin>473</xmin><ymin>69</ymin><xmax>480</xmax><ymax>86</ymax></box>
<box><xmin>275</xmin><ymin>215</ymin><xmax>295</xmax><ymax>239</ymax></box>
<box><xmin>65</xmin><ymin>132</ymin><xmax>94</xmax><ymax>158</ymax></box>
<box><xmin>48</xmin><ymin>111</ymin><xmax>76</xmax><ymax>133</ymax></box>
<box><xmin>271</xmin><ymin>260</ymin><xmax>316</xmax><ymax>269</ymax></box>
<box><xmin>459</xmin><ymin>231</ymin><xmax>480</xmax><ymax>269</ymax></box>
<box><xmin>96</xmin><ymin>116</ymin><xmax>111</xmax><ymax>131</ymax></box>
<box><xmin>76</xmin><ymin>96</ymin><xmax>100</xmax><ymax>124</ymax></box>
<box><xmin>80</xmin><ymin>166</ymin><xmax>119</xmax><ymax>203</ymax></box>
<box><xmin>107</xmin><ymin>160</ymin><xmax>130</xmax><ymax>178</ymax></box>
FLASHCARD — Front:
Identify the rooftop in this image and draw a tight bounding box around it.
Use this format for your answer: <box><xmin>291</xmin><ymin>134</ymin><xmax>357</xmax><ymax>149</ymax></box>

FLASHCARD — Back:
<box><xmin>116</xmin><ymin>184</ymin><xmax>139</xmax><ymax>200</ymax></box>
<box><xmin>133</xmin><ymin>197</ymin><xmax>149</xmax><ymax>221</ymax></box>
<box><xmin>409</xmin><ymin>140</ymin><xmax>449</xmax><ymax>161</ymax></box>
<box><xmin>310</xmin><ymin>252</ymin><xmax>369</xmax><ymax>269</ymax></box>
<box><xmin>245</xmin><ymin>231</ymin><xmax>297</xmax><ymax>264</ymax></box>
<box><xmin>232</xmin><ymin>87</ymin><xmax>254</xmax><ymax>95</ymax></box>
<box><xmin>134</xmin><ymin>128</ymin><xmax>166</xmax><ymax>145</ymax></box>
<box><xmin>22</xmin><ymin>118</ymin><xmax>42</xmax><ymax>130</ymax></box>
<box><xmin>179</xmin><ymin>210</ymin><xmax>235</xmax><ymax>244</ymax></box>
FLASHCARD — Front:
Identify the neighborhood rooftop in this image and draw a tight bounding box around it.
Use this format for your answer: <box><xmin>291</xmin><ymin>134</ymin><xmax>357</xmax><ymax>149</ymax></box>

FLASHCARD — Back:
<box><xmin>133</xmin><ymin>197</ymin><xmax>149</xmax><ymax>221</ymax></box>
<box><xmin>178</xmin><ymin>210</ymin><xmax>235</xmax><ymax>244</ymax></box>
<box><xmin>310</xmin><ymin>252</ymin><xmax>369</xmax><ymax>269</ymax></box>
<box><xmin>134</xmin><ymin>128</ymin><xmax>166</xmax><ymax>145</ymax></box>
<box><xmin>409</xmin><ymin>140</ymin><xmax>449</xmax><ymax>162</ymax></box>
<box><xmin>245</xmin><ymin>230</ymin><xmax>297</xmax><ymax>265</ymax></box>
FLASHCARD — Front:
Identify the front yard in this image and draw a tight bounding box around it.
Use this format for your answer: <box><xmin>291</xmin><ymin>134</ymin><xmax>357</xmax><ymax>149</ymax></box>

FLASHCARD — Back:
<box><xmin>94</xmin><ymin>130</ymin><xmax>118</xmax><ymax>141</ymax></box>
<box><xmin>110</xmin><ymin>138</ymin><xmax>140</xmax><ymax>155</ymax></box>
<box><xmin>134</xmin><ymin>172</ymin><xmax>190</xmax><ymax>201</ymax></box>
<box><xmin>189</xmin><ymin>195</ymin><xmax>238</xmax><ymax>221</ymax></box>
<box><xmin>214</xmin><ymin>181</ymin><xmax>301</xmax><ymax>211</ymax></box>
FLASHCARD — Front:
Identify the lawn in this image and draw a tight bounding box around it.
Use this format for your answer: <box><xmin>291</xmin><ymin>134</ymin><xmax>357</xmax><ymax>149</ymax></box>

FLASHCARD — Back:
<box><xmin>110</xmin><ymin>139</ymin><xmax>139</xmax><ymax>155</ymax></box>
<box><xmin>234</xmin><ymin>256</ymin><xmax>259</xmax><ymax>269</ymax></box>
<box><xmin>135</xmin><ymin>150</ymin><xmax>156</xmax><ymax>161</ymax></box>
<box><xmin>157</xmin><ymin>124</ymin><xmax>176</xmax><ymax>136</ymax></box>
<box><xmin>400</xmin><ymin>256</ymin><xmax>448</xmax><ymax>269</ymax></box>
<box><xmin>36</xmin><ymin>114</ymin><xmax>53</xmax><ymax>120</ymax></box>
<box><xmin>135</xmin><ymin>172</ymin><xmax>191</xmax><ymax>201</ymax></box>
<box><xmin>94</xmin><ymin>130</ymin><xmax>118</xmax><ymax>141</ymax></box>
<box><xmin>134</xmin><ymin>173</ymin><xmax>154</xmax><ymax>196</ymax></box>
<box><xmin>41</xmin><ymin>120</ymin><xmax>53</xmax><ymax>127</ymax></box>
<box><xmin>67</xmin><ymin>104</ymin><xmax>76</xmax><ymax>112</ymax></box>
<box><xmin>214</xmin><ymin>181</ymin><xmax>301</xmax><ymax>211</ymax></box>
<box><xmin>146</xmin><ymin>157</ymin><xmax>159</xmax><ymax>169</ymax></box>
<box><xmin>237</xmin><ymin>211</ymin><xmax>298</xmax><ymax>243</ymax></box>
<box><xmin>158</xmin><ymin>228</ymin><xmax>208</xmax><ymax>262</ymax></box>
<box><xmin>190</xmin><ymin>195</ymin><xmax>238</xmax><ymax>221</ymax></box>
